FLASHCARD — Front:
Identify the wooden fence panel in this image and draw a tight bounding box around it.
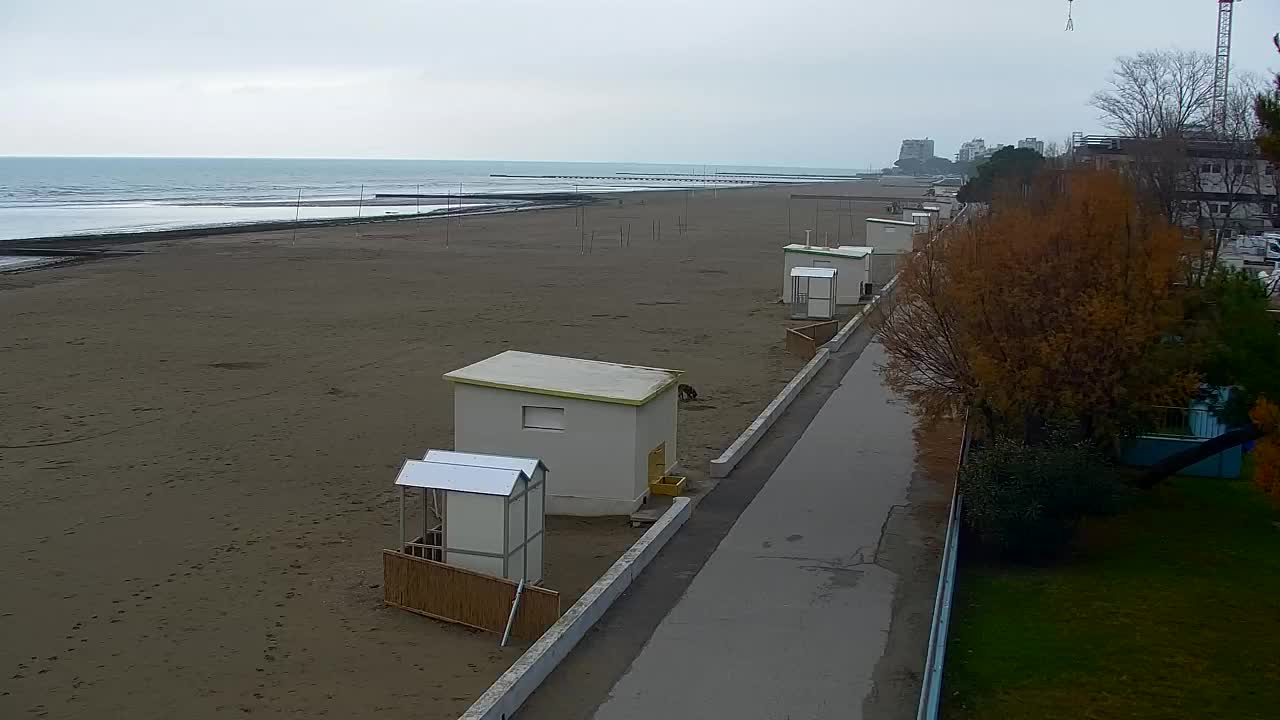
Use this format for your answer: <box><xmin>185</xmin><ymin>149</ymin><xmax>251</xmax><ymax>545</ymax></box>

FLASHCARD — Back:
<box><xmin>785</xmin><ymin>320</ymin><xmax>840</xmax><ymax>359</ymax></box>
<box><xmin>807</xmin><ymin>320</ymin><xmax>839</xmax><ymax>345</ymax></box>
<box><xmin>383</xmin><ymin>550</ymin><xmax>560</xmax><ymax>642</ymax></box>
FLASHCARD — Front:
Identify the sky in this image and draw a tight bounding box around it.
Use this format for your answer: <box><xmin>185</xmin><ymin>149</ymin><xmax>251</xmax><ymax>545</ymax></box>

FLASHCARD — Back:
<box><xmin>1</xmin><ymin>0</ymin><xmax>1278</xmax><ymax>168</ymax></box>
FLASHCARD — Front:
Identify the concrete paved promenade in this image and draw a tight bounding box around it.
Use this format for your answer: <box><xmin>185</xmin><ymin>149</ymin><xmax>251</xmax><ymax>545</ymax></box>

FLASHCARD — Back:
<box><xmin>590</xmin><ymin>343</ymin><xmax>938</xmax><ymax>720</ymax></box>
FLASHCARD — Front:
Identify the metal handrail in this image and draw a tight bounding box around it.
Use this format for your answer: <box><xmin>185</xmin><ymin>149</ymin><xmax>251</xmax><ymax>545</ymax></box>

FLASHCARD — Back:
<box><xmin>916</xmin><ymin>418</ymin><xmax>971</xmax><ymax>720</ymax></box>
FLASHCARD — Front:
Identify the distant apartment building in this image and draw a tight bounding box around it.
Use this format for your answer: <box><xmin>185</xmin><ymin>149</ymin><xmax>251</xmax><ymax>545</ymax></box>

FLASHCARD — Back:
<box><xmin>955</xmin><ymin>138</ymin><xmax>986</xmax><ymax>163</ymax></box>
<box><xmin>976</xmin><ymin>144</ymin><xmax>1013</xmax><ymax>161</ymax></box>
<box><xmin>1073</xmin><ymin>134</ymin><xmax>1279</xmax><ymax>232</ymax></box>
<box><xmin>1017</xmin><ymin>137</ymin><xmax>1045</xmax><ymax>154</ymax></box>
<box><xmin>898</xmin><ymin>138</ymin><xmax>936</xmax><ymax>163</ymax></box>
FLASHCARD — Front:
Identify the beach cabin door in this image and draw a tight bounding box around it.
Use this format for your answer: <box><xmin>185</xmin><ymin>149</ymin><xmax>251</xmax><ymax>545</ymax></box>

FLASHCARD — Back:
<box><xmin>648</xmin><ymin>443</ymin><xmax>666</xmax><ymax>486</ymax></box>
<box><xmin>807</xmin><ymin>277</ymin><xmax>833</xmax><ymax>318</ymax></box>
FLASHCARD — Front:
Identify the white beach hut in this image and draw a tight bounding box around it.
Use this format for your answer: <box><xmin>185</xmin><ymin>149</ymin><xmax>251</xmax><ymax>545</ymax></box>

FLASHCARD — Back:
<box><xmin>781</xmin><ymin>244</ymin><xmax>873</xmax><ymax>305</ymax></box>
<box><xmin>865</xmin><ymin>218</ymin><xmax>917</xmax><ymax>254</ymax></box>
<box><xmin>393</xmin><ymin>450</ymin><xmax>546</xmax><ymax>583</ymax></box>
<box><xmin>445</xmin><ymin>351</ymin><xmax>682</xmax><ymax>516</ymax></box>
<box><xmin>905</xmin><ymin>211</ymin><xmax>934</xmax><ymax>233</ymax></box>
<box><xmin>789</xmin><ymin>267</ymin><xmax>837</xmax><ymax>320</ymax></box>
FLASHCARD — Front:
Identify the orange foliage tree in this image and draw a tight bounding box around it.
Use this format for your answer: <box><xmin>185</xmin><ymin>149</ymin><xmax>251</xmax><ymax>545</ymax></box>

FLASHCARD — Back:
<box><xmin>879</xmin><ymin>168</ymin><xmax>1197</xmax><ymax>442</ymax></box>
<box><xmin>1250</xmin><ymin>399</ymin><xmax>1280</xmax><ymax>500</ymax></box>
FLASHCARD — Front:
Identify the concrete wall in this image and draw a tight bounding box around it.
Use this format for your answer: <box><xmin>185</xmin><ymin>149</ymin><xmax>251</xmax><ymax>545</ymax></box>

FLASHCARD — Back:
<box><xmin>634</xmin><ymin>385</ymin><xmax>678</xmax><ymax>494</ymax></box>
<box><xmin>782</xmin><ymin>250</ymin><xmax>868</xmax><ymax>305</ymax></box>
<box><xmin>453</xmin><ymin>384</ymin><xmax>642</xmax><ymax>516</ymax></box>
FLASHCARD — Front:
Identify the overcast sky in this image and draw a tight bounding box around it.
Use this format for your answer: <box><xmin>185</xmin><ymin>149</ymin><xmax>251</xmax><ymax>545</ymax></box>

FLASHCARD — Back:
<box><xmin>1</xmin><ymin>0</ymin><xmax>1278</xmax><ymax>167</ymax></box>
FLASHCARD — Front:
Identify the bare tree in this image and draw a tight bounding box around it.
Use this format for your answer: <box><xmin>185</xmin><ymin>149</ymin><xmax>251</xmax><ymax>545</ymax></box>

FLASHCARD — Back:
<box><xmin>875</xmin><ymin>231</ymin><xmax>975</xmax><ymax>422</ymax></box>
<box><xmin>1187</xmin><ymin>75</ymin><xmax>1268</xmax><ymax>279</ymax></box>
<box><xmin>1088</xmin><ymin>51</ymin><xmax>1216</xmax><ymax>226</ymax></box>
<box><xmin>1090</xmin><ymin>49</ymin><xmax>1216</xmax><ymax>138</ymax></box>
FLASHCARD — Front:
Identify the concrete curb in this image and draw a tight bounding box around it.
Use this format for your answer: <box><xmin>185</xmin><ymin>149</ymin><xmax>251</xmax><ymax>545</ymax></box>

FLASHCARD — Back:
<box><xmin>824</xmin><ymin>273</ymin><xmax>899</xmax><ymax>353</ymax></box>
<box><xmin>709</xmin><ymin>347</ymin><xmax>831</xmax><ymax>479</ymax></box>
<box><xmin>459</xmin><ymin>496</ymin><xmax>693</xmax><ymax>720</ymax></box>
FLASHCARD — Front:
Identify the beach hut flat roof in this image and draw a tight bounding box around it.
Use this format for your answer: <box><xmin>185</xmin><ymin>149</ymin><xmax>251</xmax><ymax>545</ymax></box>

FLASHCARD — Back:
<box><xmin>791</xmin><ymin>266</ymin><xmax>838</xmax><ymax>278</ymax></box>
<box><xmin>782</xmin><ymin>244</ymin><xmax>874</xmax><ymax>259</ymax></box>
<box><xmin>866</xmin><ymin>218</ymin><xmax>917</xmax><ymax>226</ymax></box>
<box><xmin>394</xmin><ymin>458</ymin><xmax>526</xmax><ymax>496</ymax></box>
<box><xmin>444</xmin><ymin>350</ymin><xmax>682</xmax><ymax>406</ymax></box>
<box><xmin>422</xmin><ymin>449</ymin><xmax>546</xmax><ymax>476</ymax></box>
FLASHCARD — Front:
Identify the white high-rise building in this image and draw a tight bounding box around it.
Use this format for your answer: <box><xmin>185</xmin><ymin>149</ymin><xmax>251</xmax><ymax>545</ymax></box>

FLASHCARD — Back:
<box><xmin>1017</xmin><ymin>137</ymin><xmax>1046</xmax><ymax>154</ymax></box>
<box><xmin>898</xmin><ymin>138</ymin><xmax>936</xmax><ymax>163</ymax></box>
<box><xmin>955</xmin><ymin>138</ymin><xmax>987</xmax><ymax>163</ymax></box>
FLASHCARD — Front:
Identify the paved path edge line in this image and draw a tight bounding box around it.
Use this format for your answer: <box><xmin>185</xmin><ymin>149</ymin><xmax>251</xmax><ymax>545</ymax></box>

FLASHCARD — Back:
<box><xmin>459</xmin><ymin>496</ymin><xmax>693</xmax><ymax>720</ymax></box>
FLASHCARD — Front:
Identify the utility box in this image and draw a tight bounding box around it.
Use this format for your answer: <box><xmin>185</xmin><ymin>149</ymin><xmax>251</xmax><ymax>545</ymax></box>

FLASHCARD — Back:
<box><xmin>445</xmin><ymin>351</ymin><xmax>682</xmax><ymax>516</ymax></box>
<box><xmin>782</xmin><ymin>244</ymin><xmax>872</xmax><ymax>305</ymax></box>
<box><xmin>789</xmin><ymin>267</ymin><xmax>837</xmax><ymax>319</ymax></box>
<box><xmin>393</xmin><ymin>450</ymin><xmax>546</xmax><ymax>583</ymax></box>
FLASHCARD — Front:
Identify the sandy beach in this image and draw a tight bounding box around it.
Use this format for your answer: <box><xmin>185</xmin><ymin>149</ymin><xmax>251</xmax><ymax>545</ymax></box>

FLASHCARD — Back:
<box><xmin>0</xmin><ymin>180</ymin><xmax>924</xmax><ymax>719</ymax></box>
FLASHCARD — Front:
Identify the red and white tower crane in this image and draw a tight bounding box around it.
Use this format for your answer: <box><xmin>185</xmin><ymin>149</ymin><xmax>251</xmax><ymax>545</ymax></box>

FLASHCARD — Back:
<box><xmin>1211</xmin><ymin>0</ymin><xmax>1242</xmax><ymax>134</ymax></box>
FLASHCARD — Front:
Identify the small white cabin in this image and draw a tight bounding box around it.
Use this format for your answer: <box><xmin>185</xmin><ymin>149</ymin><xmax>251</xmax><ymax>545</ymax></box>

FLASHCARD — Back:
<box><xmin>393</xmin><ymin>450</ymin><xmax>546</xmax><ymax>583</ymax></box>
<box><xmin>789</xmin><ymin>267</ymin><xmax>837</xmax><ymax>319</ymax></box>
<box><xmin>782</xmin><ymin>244</ymin><xmax>873</xmax><ymax>304</ymax></box>
<box><xmin>446</xmin><ymin>351</ymin><xmax>681</xmax><ymax>516</ymax></box>
<box><xmin>865</xmin><ymin>218</ymin><xmax>916</xmax><ymax>254</ymax></box>
<box><xmin>905</xmin><ymin>211</ymin><xmax>934</xmax><ymax>233</ymax></box>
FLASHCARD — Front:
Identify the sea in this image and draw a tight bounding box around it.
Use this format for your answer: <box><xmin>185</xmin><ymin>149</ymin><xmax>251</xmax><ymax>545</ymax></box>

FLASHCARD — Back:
<box><xmin>0</xmin><ymin>157</ymin><xmax>871</xmax><ymax>242</ymax></box>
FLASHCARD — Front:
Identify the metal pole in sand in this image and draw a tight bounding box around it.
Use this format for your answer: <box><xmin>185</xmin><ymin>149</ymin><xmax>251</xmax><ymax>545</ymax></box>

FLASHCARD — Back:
<box><xmin>416</xmin><ymin>184</ymin><xmax>422</xmax><ymax>241</ymax></box>
<box><xmin>291</xmin><ymin>189</ymin><xmax>302</xmax><ymax>245</ymax></box>
<box><xmin>684</xmin><ymin>189</ymin><xmax>690</xmax><ymax>237</ymax></box>
<box><xmin>355</xmin><ymin>184</ymin><xmax>364</xmax><ymax>239</ymax></box>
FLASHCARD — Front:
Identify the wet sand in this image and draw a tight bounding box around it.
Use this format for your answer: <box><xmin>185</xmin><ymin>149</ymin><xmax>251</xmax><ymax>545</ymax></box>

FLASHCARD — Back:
<box><xmin>0</xmin><ymin>180</ymin><xmax>923</xmax><ymax>718</ymax></box>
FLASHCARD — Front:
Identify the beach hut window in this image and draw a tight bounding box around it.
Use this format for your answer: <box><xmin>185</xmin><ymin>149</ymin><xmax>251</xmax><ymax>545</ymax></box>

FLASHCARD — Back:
<box><xmin>522</xmin><ymin>406</ymin><xmax>565</xmax><ymax>431</ymax></box>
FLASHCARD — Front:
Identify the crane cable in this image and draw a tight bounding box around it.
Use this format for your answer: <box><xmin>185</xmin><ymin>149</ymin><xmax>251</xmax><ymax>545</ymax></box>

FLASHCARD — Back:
<box><xmin>1066</xmin><ymin>0</ymin><xmax>1075</xmax><ymax>32</ymax></box>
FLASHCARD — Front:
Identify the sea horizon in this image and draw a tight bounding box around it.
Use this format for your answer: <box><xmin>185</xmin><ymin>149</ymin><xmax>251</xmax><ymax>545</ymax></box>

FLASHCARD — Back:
<box><xmin>0</xmin><ymin>156</ymin><xmax>875</xmax><ymax>242</ymax></box>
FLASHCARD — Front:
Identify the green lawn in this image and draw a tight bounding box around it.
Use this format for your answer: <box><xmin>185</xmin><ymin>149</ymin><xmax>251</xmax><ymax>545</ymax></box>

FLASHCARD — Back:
<box><xmin>943</xmin><ymin>476</ymin><xmax>1280</xmax><ymax>720</ymax></box>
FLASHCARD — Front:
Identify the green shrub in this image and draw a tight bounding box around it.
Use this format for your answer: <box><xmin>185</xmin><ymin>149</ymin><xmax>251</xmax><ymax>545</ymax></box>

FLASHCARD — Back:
<box><xmin>960</xmin><ymin>438</ymin><xmax>1126</xmax><ymax>562</ymax></box>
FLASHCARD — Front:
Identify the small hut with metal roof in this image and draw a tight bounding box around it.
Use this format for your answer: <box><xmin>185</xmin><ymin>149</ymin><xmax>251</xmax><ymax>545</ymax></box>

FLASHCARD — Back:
<box><xmin>393</xmin><ymin>449</ymin><xmax>547</xmax><ymax>583</ymax></box>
